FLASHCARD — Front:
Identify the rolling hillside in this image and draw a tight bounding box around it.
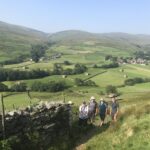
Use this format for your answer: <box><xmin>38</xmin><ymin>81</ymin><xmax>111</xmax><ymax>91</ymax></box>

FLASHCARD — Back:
<box><xmin>0</xmin><ymin>21</ymin><xmax>48</xmax><ymax>62</ymax></box>
<box><xmin>0</xmin><ymin>21</ymin><xmax>150</xmax><ymax>150</ymax></box>
<box><xmin>49</xmin><ymin>30</ymin><xmax>150</xmax><ymax>51</ymax></box>
<box><xmin>1</xmin><ymin>21</ymin><xmax>150</xmax><ymax>62</ymax></box>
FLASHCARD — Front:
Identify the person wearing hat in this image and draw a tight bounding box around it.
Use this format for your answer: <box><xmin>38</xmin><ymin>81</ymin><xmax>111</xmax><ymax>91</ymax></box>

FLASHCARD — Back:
<box><xmin>79</xmin><ymin>101</ymin><xmax>89</xmax><ymax>126</ymax></box>
<box><xmin>88</xmin><ymin>96</ymin><xmax>97</xmax><ymax>124</ymax></box>
<box><xmin>98</xmin><ymin>98</ymin><xmax>108</xmax><ymax>126</ymax></box>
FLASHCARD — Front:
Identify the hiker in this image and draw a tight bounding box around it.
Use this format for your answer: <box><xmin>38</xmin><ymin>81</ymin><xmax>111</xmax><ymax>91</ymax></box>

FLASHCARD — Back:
<box><xmin>98</xmin><ymin>98</ymin><xmax>108</xmax><ymax>126</ymax></box>
<box><xmin>111</xmin><ymin>97</ymin><xmax>119</xmax><ymax>122</ymax></box>
<box><xmin>79</xmin><ymin>101</ymin><xmax>89</xmax><ymax>126</ymax></box>
<box><xmin>88</xmin><ymin>96</ymin><xmax>97</xmax><ymax>124</ymax></box>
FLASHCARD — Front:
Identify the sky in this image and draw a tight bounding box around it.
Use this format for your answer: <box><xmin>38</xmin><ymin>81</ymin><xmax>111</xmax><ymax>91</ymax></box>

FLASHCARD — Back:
<box><xmin>0</xmin><ymin>0</ymin><xmax>150</xmax><ymax>34</ymax></box>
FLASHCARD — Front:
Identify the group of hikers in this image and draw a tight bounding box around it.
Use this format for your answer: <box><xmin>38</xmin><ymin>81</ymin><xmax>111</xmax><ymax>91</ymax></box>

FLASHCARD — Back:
<box><xmin>78</xmin><ymin>96</ymin><xmax>119</xmax><ymax>126</ymax></box>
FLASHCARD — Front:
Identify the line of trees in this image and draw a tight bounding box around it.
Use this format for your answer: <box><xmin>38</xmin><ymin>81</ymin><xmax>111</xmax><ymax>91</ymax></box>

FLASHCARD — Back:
<box><xmin>134</xmin><ymin>51</ymin><xmax>150</xmax><ymax>60</ymax></box>
<box><xmin>0</xmin><ymin>54</ymin><xmax>29</xmax><ymax>66</ymax></box>
<box><xmin>30</xmin><ymin>81</ymin><xmax>68</xmax><ymax>92</ymax></box>
<box><xmin>53</xmin><ymin>63</ymin><xmax>87</xmax><ymax>75</ymax></box>
<box><xmin>0</xmin><ymin>80</ymin><xmax>69</xmax><ymax>93</ymax></box>
<box><xmin>124</xmin><ymin>77</ymin><xmax>150</xmax><ymax>86</ymax></box>
<box><xmin>93</xmin><ymin>62</ymin><xmax>119</xmax><ymax>69</ymax></box>
<box><xmin>0</xmin><ymin>63</ymin><xmax>87</xmax><ymax>82</ymax></box>
<box><xmin>0</xmin><ymin>69</ymin><xmax>49</xmax><ymax>82</ymax></box>
<box><xmin>0</xmin><ymin>82</ymin><xmax>27</xmax><ymax>92</ymax></box>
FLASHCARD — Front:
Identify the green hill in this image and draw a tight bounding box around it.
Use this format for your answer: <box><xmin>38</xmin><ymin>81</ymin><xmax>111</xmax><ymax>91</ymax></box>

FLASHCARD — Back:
<box><xmin>0</xmin><ymin>21</ymin><xmax>48</xmax><ymax>62</ymax></box>
<box><xmin>0</xmin><ymin>21</ymin><xmax>150</xmax><ymax>150</ymax></box>
<box><xmin>1</xmin><ymin>21</ymin><xmax>150</xmax><ymax>63</ymax></box>
<box><xmin>49</xmin><ymin>30</ymin><xmax>150</xmax><ymax>52</ymax></box>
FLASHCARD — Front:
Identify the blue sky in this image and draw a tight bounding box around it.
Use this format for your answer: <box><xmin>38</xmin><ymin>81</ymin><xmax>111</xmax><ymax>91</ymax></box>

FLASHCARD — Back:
<box><xmin>0</xmin><ymin>0</ymin><xmax>150</xmax><ymax>33</ymax></box>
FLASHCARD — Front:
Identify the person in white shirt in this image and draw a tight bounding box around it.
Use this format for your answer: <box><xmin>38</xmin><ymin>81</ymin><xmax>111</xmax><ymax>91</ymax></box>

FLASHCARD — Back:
<box><xmin>79</xmin><ymin>101</ymin><xmax>89</xmax><ymax>126</ymax></box>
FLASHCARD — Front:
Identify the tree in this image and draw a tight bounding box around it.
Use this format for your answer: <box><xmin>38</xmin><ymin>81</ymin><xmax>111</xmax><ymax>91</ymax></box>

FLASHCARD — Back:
<box><xmin>101</xmin><ymin>62</ymin><xmax>119</xmax><ymax>68</ymax></box>
<box><xmin>53</xmin><ymin>64</ymin><xmax>63</xmax><ymax>75</ymax></box>
<box><xmin>11</xmin><ymin>82</ymin><xmax>27</xmax><ymax>92</ymax></box>
<box><xmin>105</xmin><ymin>55</ymin><xmax>112</xmax><ymax>61</ymax></box>
<box><xmin>73</xmin><ymin>64</ymin><xmax>87</xmax><ymax>74</ymax></box>
<box><xmin>63</xmin><ymin>68</ymin><xmax>73</xmax><ymax>75</ymax></box>
<box><xmin>31</xmin><ymin>44</ymin><xmax>47</xmax><ymax>62</ymax></box>
<box><xmin>124</xmin><ymin>77</ymin><xmax>144</xmax><ymax>86</ymax></box>
<box><xmin>30</xmin><ymin>81</ymin><xmax>68</xmax><ymax>92</ymax></box>
<box><xmin>106</xmin><ymin>85</ymin><xmax>118</xmax><ymax>94</ymax></box>
<box><xmin>64</xmin><ymin>61</ymin><xmax>71</xmax><ymax>65</ymax></box>
<box><xmin>75</xmin><ymin>78</ymin><xmax>84</xmax><ymax>86</ymax></box>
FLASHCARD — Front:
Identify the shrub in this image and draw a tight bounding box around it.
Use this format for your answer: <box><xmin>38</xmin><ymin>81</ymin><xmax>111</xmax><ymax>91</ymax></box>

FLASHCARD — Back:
<box><xmin>124</xmin><ymin>77</ymin><xmax>148</xmax><ymax>86</ymax></box>
<box><xmin>64</xmin><ymin>61</ymin><xmax>71</xmax><ymax>65</ymax></box>
<box><xmin>11</xmin><ymin>82</ymin><xmax>27</xmax><ymax>92</ymax></box>
<box><xmin>0</xmin><ymin>68</ymin><xmax>50</xmax><ymax>82</ymax></box>
<box><xmin>73</xmin><ymin>64</ymin><xmax>87</xmax><ymax>74</ymax></box>
<box><xmin>31</xmin><ymin>81</ymin><xmax>68</xmax><ymax>92</ymax></box>
<box><xmin>106</xmin><ymin>85</ymin><xmax>118</xmax><ymax>94</ymax></box>
<box><xmin>63</xmin><ymin>68</ymin><xmax>73</xmax><ymax>75</ymax></box>
<box><xmin>100</xmin><ymin>62</ymin><xmax>119</xmax><ymax>69</ymax></box>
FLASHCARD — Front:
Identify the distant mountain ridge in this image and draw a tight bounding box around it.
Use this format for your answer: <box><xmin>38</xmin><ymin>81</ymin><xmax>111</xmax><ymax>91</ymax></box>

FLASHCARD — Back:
<box><xmin>50</xmin><ymin>30</ymin><xmax>150</xmax><ymax>45</ymax></box>
<box><xmin>0</xmin><ymin>21</ymin><xmax>47</xmax><ymax>38</ymax></box>
<box><xmin>0</xmin><ymin>21</ymin><xmax>150</xmax><ymax>62</ymax></box>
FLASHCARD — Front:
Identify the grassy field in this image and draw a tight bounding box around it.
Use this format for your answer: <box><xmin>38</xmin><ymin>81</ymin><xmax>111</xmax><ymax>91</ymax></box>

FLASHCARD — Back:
<box><xmin>0</xmin><ymin>38</ymin><xmax>150</xmax><ymax>150</ymax></box>
<box><xmin>2</xmin><ymin>63</ymin><xmax>150</xmax><ymax>112</ymax></box>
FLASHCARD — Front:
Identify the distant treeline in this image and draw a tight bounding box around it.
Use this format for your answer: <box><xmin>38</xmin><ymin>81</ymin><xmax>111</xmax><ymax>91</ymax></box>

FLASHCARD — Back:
<box><xmin>31</xmin><ymin>81</ymin><xmax>68</xmax><ymax>92</ymax></box>
<box><xmin>93</xmin><ymin>62</ymin><xmax>119</xmax><ymax>69</ymax></box>
<box><xmin>0</xmin><ymin>80</ymin><xmax>69</xmax><ymax>92</ymax></box>
<box><xmin>0</xmin><ymin>63</ymin><xmax>88</xmax><ymax>92</ymax></box>
<box><xmin>0</xmin><ymin>54</ymin><xmax>29</xmax><ymax>65</ymax></box>
<box><xmin>0</xmin><ymin>63</ymin><xmax>87</xmax><ymax>82</ymax></box>
<box><xmin>124</xmin><ymin>77</ymin><xmax>150</xmax><ymax>86</ymax></box>
<box><xmin>0</xmin><ymin>68</ymin><xmax>49</xmax><ymax>82</ymax></box>
<box><xmin>134</xmin><ymin>51</ymin><xmax>150</xmax><ymax>60</ymax></box>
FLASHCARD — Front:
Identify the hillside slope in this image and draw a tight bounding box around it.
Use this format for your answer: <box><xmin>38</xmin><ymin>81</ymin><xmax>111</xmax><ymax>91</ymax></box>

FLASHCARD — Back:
<box><xmin>0</xmin><ymin>21</ymin><xmax>48</xmax><ymax>61</ymax></box>
<box><xmin>76</xmin><ymin>101</ymin><xmax>150</xmax><ymax>150</ymax></box>
<box><xmin>1</xmin><ymin>21</ymin><xmax>150</xmax><ymax>62</ymax></box>
<box><xmin>49</xmin><ymin>30</ymin><xmax>150</xmax><ymax>52</ymax></box>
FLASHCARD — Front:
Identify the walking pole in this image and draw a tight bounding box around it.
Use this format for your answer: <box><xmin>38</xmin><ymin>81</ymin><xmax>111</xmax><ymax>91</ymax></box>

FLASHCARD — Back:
<box><xmin>1</xmin><ymin>94</ymin><xmax>6</xmax><ymax>139</ymax></box>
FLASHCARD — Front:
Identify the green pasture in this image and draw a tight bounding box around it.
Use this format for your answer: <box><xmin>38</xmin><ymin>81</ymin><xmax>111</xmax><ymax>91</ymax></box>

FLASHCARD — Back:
<box><xmin>1</xmin><ymin>63</ymin><xmax>150</xmax><ymax>112</ymax></box>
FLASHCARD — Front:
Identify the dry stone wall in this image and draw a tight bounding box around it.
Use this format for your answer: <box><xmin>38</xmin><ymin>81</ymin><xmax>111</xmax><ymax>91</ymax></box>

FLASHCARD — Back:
<box><xmin>0</xmin><ymin>101</ymin><xmax>70</xmax><ymax>142</ymax></box>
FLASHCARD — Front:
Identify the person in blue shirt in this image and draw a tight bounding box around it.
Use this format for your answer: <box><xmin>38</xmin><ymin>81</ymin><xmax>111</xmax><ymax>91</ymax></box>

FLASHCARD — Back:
<box><xmin>99</xmin><ymin>98</ymin><xmax>108</xmax><ymax>126</ymax></box>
